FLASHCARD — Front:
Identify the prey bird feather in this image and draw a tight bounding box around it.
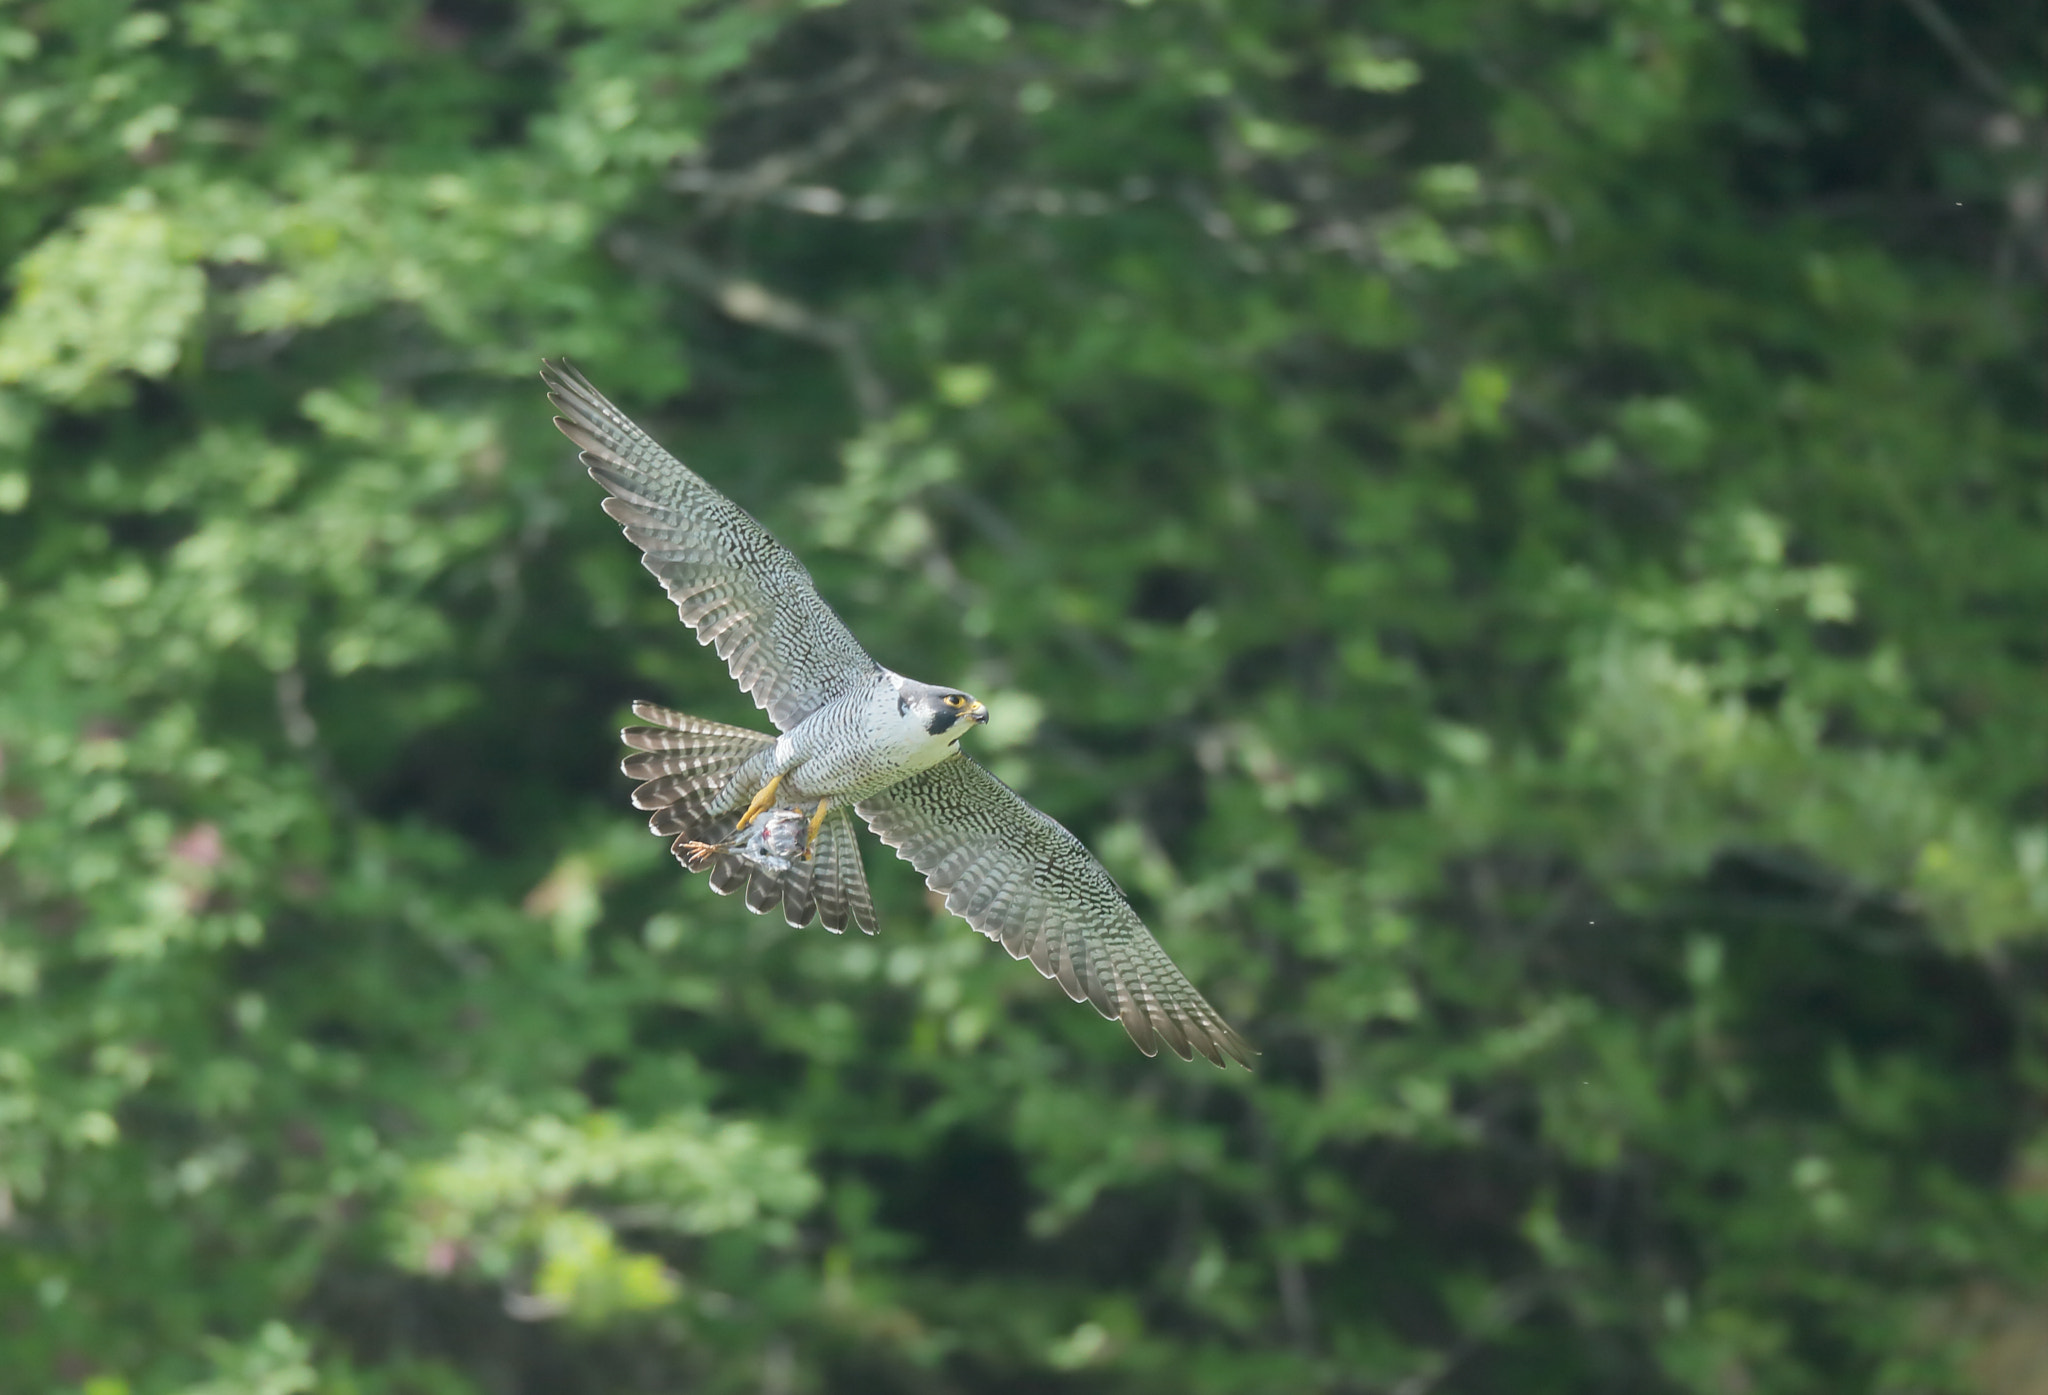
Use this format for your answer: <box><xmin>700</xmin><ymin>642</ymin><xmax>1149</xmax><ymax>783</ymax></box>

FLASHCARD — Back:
<box><xmin>542</xmin><ymin>359</ymin><xmax>1252</xmax><ymax>1068</ymax></box>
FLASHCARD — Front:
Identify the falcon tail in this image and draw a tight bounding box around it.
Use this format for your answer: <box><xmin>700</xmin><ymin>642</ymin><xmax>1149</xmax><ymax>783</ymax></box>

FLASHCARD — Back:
<box><xmin>621</xmin><ymin>701</ymin><xmax>877</xmax><ymax>935</ymax></box>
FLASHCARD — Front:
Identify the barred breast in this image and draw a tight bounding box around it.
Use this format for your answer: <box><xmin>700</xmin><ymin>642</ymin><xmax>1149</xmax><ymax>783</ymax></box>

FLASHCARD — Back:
<box><xmin>782</xmin><ymin>675</ymin><xmax>961</xmax><ymax>803</ymax></box>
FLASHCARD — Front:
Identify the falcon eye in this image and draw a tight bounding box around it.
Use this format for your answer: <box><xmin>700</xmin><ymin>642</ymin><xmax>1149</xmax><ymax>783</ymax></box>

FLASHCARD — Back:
<box><xmin>944</xmin><ymin>694</ymin><xmax>967</xmax><ymax>708</ymax></box>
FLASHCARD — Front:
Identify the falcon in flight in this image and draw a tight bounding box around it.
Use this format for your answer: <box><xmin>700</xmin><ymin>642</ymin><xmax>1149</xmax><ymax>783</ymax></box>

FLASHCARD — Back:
<box><xmin>542</xmin><ymin>361</ymin><xmax>1252</xmax><ymax>1068</ymax></box>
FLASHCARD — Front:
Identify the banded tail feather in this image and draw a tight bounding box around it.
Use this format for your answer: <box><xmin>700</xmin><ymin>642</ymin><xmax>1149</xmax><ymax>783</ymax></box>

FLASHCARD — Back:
<box><xmin>812</xmin><ymin>806</ymin><xmax>878</xmax><ymax>936</ymax></box>
<box><xmin>622</xmin><ymin>702</ymin><xmax>877</xmax><ymax>935</ymax></box>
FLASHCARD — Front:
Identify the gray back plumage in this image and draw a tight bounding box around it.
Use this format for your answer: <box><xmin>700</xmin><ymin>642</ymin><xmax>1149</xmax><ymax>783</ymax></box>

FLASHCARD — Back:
<box><xmin>543</xmin><ymin>360</ymin><xmax>877</xmax><ymax>732</ymax></box>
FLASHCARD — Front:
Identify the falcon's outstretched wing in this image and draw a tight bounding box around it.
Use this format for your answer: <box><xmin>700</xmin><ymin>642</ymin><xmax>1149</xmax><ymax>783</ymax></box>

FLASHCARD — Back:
<box><xmin>543</xmin><ymin>360</ymin><xmax>877</xmax><ymax>732</ymax></box>
<box><xmin>858</xmin><ymin>755</ymin><xmax>1254</xmax><ymax>1068</ymax></box>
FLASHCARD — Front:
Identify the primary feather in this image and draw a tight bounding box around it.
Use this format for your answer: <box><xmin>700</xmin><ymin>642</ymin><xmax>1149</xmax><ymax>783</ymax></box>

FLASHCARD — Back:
<box><xmin>859</xmin><ymin>754</ymin><xmax>1254</xmax><ymax>1068</ymax></box>
<box><xmin>543</xmin><ymin>360</ymin><xmax>877</xmax><ymax>732</ymax></box>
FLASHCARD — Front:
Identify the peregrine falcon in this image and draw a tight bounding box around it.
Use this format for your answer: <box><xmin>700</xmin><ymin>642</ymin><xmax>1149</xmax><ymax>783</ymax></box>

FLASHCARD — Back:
<box><xmin>542</xmin><ymin>360</ymin><xmax>1252</xmax><ymax>1068</ymax></box>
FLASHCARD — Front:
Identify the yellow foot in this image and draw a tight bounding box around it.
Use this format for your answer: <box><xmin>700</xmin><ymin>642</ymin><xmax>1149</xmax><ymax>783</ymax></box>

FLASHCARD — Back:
<box><xmin>802</xmin><ymin>801</ymin><xmax>833</xmax><ymax>861</ymax></box>
<box><xmin>734</xmin><ymin>772</ymin><xmax>785</xmax><ymax>832</ymax></box>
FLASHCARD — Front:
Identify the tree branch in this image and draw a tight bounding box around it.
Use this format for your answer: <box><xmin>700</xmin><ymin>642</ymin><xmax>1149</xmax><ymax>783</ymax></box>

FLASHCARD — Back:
<box><xmin>606</xmin><ymin>231</ymin><xmax>890</xmax><ymax>420</ymax></box>
<box><xmin>1893</xmin><ymin>0</ymin><xmax>2016</xmax><ymax>109</ymax></box>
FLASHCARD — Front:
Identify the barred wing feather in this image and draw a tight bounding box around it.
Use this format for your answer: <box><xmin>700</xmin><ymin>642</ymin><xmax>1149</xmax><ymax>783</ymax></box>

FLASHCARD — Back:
<box><xmin>858</xmin><ymin>754</ymin><xmax>1253</xmax><ymax>1068</ymax></box>
<box><xmin>542</xmin><ymin>360</ymin><xmax>877</xmax><ymax>733</ymax></box>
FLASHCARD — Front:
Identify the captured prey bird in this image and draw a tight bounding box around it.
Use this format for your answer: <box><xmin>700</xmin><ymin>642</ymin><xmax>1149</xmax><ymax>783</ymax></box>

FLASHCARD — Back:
<box><xmin>541</xmin><ymin>360</ymin><xmax>1253</xmax><ymax>1068</ymax></box>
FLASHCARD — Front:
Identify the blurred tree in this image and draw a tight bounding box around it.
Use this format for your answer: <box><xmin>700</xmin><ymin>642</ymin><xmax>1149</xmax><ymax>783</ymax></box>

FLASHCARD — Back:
<box><xmin>0</xmin><ymin>0</ymin><xmax>2042</xmax><ymax>1392</ymax></box>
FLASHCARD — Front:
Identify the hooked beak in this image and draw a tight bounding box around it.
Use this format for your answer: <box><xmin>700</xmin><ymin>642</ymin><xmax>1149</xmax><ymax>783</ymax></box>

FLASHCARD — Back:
<box><xmin>968</xmin><ymin>701</ymin><xmax>989</xmax><ymax>725</ymax></box>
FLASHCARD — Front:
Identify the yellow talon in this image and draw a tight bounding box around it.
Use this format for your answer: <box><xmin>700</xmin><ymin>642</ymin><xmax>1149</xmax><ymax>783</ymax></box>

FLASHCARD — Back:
<box><xmin>735</xmin><ymin>772</ymin><xmax>785</xmax><ymax>831</ymax></box>
<box><xmin>803</xmin><ymin>801</ymin><xmax>832</xmax><ymax>860</ymax></box>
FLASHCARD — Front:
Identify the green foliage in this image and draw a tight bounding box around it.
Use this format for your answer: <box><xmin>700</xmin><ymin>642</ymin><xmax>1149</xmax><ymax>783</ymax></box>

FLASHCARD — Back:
<box><xmin>0</xmin><ymin>0</ymin><xmax>2042</xmax><ymax>1391</ymax></box>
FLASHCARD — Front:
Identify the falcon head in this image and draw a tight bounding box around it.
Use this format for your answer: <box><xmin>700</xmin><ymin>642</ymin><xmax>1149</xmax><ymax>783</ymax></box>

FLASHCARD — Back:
<box><xmin>899</xmin><ymin>681</ymin><xmax>989</xmax><ymax>742</ymax></box>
